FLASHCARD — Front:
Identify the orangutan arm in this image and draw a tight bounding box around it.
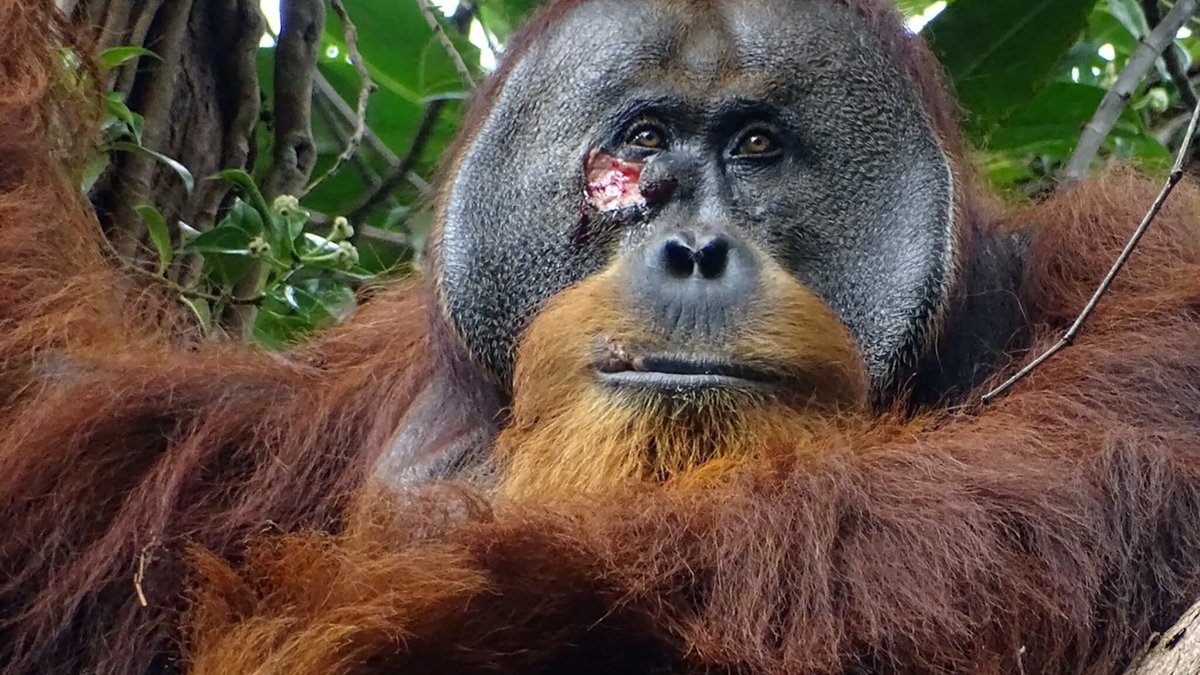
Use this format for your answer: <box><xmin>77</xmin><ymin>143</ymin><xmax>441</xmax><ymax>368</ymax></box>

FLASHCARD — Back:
<box><xmin>183</xmin><ymin>302</ymin><xmax>1200</xmax><ymax>675</ymax></box>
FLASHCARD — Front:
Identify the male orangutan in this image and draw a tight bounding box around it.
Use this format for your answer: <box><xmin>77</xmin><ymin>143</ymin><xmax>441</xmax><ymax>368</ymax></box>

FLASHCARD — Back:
<box><xmin>2</xmin><ymin>0</ymin><xmax>1200</xmax><ymax>673</ymax></box>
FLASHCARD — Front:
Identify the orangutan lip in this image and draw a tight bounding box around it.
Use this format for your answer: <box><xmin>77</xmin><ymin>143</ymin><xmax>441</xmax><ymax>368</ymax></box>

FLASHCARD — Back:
<box><xmin>595</xmin><ymin>355</ymin><xmax>776</xmax><ymax>390</ymax></box>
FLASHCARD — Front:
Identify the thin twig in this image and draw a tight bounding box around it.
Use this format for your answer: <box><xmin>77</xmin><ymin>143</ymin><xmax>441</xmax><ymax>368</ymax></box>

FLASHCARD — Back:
<box><xmin>303</xmin><ymin>0</ymin><xmax>377</xmax><ymax>197</ymax></box>
<box><xmin>313</xmin><ymin>89</ymin><xmax>384</xmax><ymax>187</ymax></box>
<box><xmin>417</xmin><ymin>0</ymin><xmax>474</xmax><ymax>88</ymax></box>
<box><xmin>314</xmin><ymin>73</ymin><xmax>433</xmax><ymax>201</ymax></box>
<box><xmin>1061</xmin><ymin>0</ymin><xmax>1199</xmax><ymax>185</ymax></box>
<box><xmin>95</xmin><ymin>214</ymin><xmax>261</xmax><ymax>306</ymax></box>
<box><xmin>1142</xmin><ymin>0</ymin><xmax>1200</xmax><ymax>109</ymax></box>
<box><xmin>346</xmin><ymin>101</ymin><xmax>445</xmax><ymax>222</ymax></box>
<box><xmin>132</xmin><ymin>538</ymin><xmax>161</xmax><ymax>609</ymax></box>
<box><xmin>315</xmin><ymin>74</ymin><xmax>398</xmax><ymax>164</ymax></box>
<box><xmin>114</xmin><ymin>247</ymin><xmax>261</xmax><ymax>305</ymax></box>
<box><xmin>981</xmin><ymin>100</ymin><xmax>1200</xmax><ymax>403</ymax></box>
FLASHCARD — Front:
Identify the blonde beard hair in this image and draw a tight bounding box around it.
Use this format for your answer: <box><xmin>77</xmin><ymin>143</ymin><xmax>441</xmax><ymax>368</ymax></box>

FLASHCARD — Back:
<box><xmin>495</xmin><ymin>263</ymin><xmax>869</xmax><ymax>501</ymax></box>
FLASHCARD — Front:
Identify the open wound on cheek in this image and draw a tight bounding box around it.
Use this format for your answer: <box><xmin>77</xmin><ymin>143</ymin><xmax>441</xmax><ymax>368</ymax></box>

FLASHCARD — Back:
<box><xmin>585</xmin><ymin>151</ymin><xmax>645</xmax><ymax>211</ymax></box>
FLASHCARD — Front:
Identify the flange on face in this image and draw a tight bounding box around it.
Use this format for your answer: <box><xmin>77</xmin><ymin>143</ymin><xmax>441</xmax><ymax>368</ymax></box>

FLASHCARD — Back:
<box><xmin>436</xmin><ymin>0</ymin><xmax>955</xmax><ymax>394</ymax></box>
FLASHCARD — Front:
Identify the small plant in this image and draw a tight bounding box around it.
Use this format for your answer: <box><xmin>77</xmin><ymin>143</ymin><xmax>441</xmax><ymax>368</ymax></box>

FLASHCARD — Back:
<box><xmin>137</xmin><ymin>170</ymin><xmax>366</xmax><ymax>347</ymax></box>
<box><xmin>88</xmin><ymin>46</ymin><xmax>372</xmax><ymax>348</ymax></box>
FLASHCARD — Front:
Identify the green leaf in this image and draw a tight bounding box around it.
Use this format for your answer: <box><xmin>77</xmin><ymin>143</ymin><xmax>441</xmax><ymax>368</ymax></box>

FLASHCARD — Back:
<box><xmin>308</xmin><ymin>0</ymin><xmax>478</xmax><ymax>220</ymax></box>
<box><xmin>211</xmin><ymin>169</ymin><xmax>272</xmax><ymax>216</ymax></box>
<box><xmin>925</xmin><ymin>0</ymin><xmax>1095</xmax><ymax>134</ymax></box>
<box><xmin>180</xmin><ymin>296</ymin><xmax>213</xmax><ymax>334</ymax></box>
<box><xmin>309</xmin><ymin>58</ymin><xmax>461</xmax><ymax>218</ymax></box>
<box><xmin>304</xmin><ymin>277</ymin><xmax>357</xmax><ymax>321</ymax></box>
<box><xmin>104</xmin><ymin>92</ymin><xmax>143</xmax><ymax>141</ymax></box>
<box><xmin>1103</xmin><ymin>0</ymin><xmax>1190</xmax><ymax>85</ymax></box>
<box><xmin>1105</xmin><ymin>0</ymin><xmax>1150</xmax><ymax>39</ymax></box>
<box><xmin>478</xmin><ymin>0</ymin><xmax>541</xmax><ymax>43</ymax></box>
<box><xmin>79</xmin><ymin>152</ymin><xmax>110</xmax><ymax>193</ymax></box>
<box><xmin>981</xmin><ymin>81</ymin><xmax>1169</xmax><ymax>188</ymax></box>
<box><xmin>252</xmin><ymin>280</ymin><xmax>350</xmax><ymax>348</ymax></box>
<box><xmin>204</xmin><ymin>255</ymin><xmax>254</xmax><ymax>289</ymax></box>
<box><xmin>135</xmin><ymin>205</ymin><xmax>174</xmax><ymax>275</ymax></box>
<box><xmin>322</xmin><ymin>0</ymin><xmax>479</xmax><ymax>105</ymax></box>
<box><xmin>1087</xmin><ymin>7</ymin><xmax>1140</xmax><ymax>57</ymax></box>
<box><xmin>279</xmin><ymin>285</ymin><xmax>336</xmax><ymax>323</ymax></box>
<box><xmin>178</xmin><ymin>221</ymin><xmax>202</xmax><ymax>243</ymax></box>
<box><xmin>110</xmin><ymin>140</ymin><xmax>195</xmax><ymax>194</ymax></box>
<box><xmin>220</xmin><ymin>198</ymin><xmax>265</xmax><ymax>236</ymax></box>
<box><xmin>184</xmin><ymin>224</ymin><xmax>253</xmax><ymax>255</ymax></box>
<box><xmin>988</xmin><ymin>82</ymin><xmax>1162</xmax><ymax>152</ymax></box>
<box><xmin>252</xmin><ymin>307</ymin><xmax>313</xmax><ymax>349</ymax></box>
<box><xmin>417</xmin><ymin>26</ymin><xmax>480</xmax><ymax>98</ymax></box>
<box><xmin>98</xmin><ymin>46</ymin><xmax>160</xmax><ymax>71</ymax></box>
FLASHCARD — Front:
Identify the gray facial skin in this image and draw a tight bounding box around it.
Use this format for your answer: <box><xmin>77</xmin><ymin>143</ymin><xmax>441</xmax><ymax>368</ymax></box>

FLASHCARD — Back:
<box><xmin>438</xmin><ymin>0</ymin><xmax>955</xmax><ymax>394</ymax></box>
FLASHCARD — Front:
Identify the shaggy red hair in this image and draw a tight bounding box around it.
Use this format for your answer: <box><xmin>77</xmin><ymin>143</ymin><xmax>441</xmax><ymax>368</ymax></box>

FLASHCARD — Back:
<box><xmin>0</xmin><ymin>5</ymin><xmax>437</xmax><ymax>672</ymax></box>
<box><xmin>2</xmin><ymin>1</ymin><xmax>1200</xmax><ymax>674</ymax></box>
<box><xmin>183</xmin><ymin>169</ymin><xmax>1200</xmax><ymax>675</ymax></box>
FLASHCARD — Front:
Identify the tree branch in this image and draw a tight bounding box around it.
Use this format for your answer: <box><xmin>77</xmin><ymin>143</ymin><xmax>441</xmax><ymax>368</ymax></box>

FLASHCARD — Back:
<box><xmin>303</xmin><ymin>0</ymin><xmax>376</xmax><ymax>197</ymax></box>
<box><xmin>1123</xmin><ymin>598</ymin><xmax>1200</xmax><ymax>674</ymax></box>
<box><xmin>1061</xmin><ymin>0</ymin><xmax>1199</xmax><ymax>185</ymax></box>
<box><xmin>416</xmin><ymin>0</ymin><xmax>474</xmax><ymax>88</ymax></box>
<box><xmin>233</xmin><ymin>0</ymin><xmax>324</xmax><ymax>338</ymax></box>
<box><xmin>262</xmin><ymin>0</ymin><xmax>325</xmax><ymax>199</ymax></box>
<box><xmin>1142</xmin><ymin>0</ymin><xmax>1199</xmax><ymax>110</ymax></box>
<box><xmin>982</xmin><ymin>99</ymin><xmax>1200</xmax><ymax>403</ymax></box>
<box><xmin>109</xmin><ymin>0</ymin><xmax>192</xmax><ymax>259</ymax></box>
<box><xmin>175</xmin><ymin>0</ymin><xmax>264</xmax><ymax>288</ymax></box>
<box><xmin>346</xmin><ymin>100</ymin><xmax>444</xmax><ymax>223</ymax></box>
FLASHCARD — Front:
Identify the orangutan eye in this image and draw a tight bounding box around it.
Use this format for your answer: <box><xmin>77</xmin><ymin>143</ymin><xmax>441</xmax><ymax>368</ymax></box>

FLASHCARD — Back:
<box><xmin>732</xmin><ymin>129</ymin><xmax>780</xmax><ymax>157</ymax></box>
<box><xmin>625</xmin><ymin>122</ymin><xmax>667</xmax><ymax>150</ymax></box>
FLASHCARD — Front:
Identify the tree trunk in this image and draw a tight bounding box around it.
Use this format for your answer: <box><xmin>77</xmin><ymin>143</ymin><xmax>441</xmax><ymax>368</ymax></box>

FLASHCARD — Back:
<box><xmin>75</xmin><ymin>0</ymin><xmax>264</xmax><ymax>270</ymax></box>
<box><xmin>1124</xmin><ymin>599</ymin><xmax>1200</xmax><ymax>674</ymax></box>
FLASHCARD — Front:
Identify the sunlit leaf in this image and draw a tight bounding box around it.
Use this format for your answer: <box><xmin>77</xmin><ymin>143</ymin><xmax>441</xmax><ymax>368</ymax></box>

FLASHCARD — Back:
<box><xmin>110</xmin><ymin>140</ymin><xmax>195</xmax><ymax>194</ymax></box>
<box><xmin>98</xmin><ymin>46</ymin><xmax>160</xmax><ymax>71</ymax></box>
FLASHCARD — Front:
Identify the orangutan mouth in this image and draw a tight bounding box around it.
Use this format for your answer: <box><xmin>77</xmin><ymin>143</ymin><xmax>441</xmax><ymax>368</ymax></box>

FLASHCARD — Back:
<box><xmin>596</xmin><ymin>351</ymin><xmax>777</xmax><ymax>391</ymax></box>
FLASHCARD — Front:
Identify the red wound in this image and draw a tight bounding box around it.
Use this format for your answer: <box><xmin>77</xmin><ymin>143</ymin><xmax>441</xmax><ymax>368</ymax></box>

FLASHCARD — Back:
<box><xmin>584</xmin><ymin>151</ymin><xmax>645</xmax><ymax>211</ymax></box>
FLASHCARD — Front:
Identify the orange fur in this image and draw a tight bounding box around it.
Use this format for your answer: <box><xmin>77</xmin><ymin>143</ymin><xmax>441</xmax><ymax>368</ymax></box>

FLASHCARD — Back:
<box><xmin>3</xmin><ymin>0</ymin><xmax>1200</xmax><ymax>674</ymax></box>
<box><xmin>183</xmin><ymin>171</ymin><xmax>1200</xmax><ymax>675</ymax></box>
<box><xmin>0</xmin><ymin>5</ymin><xmax>455</xmax><ymax>673</ymax></box>
<box><xmin>497</xmin><ymin>260</ymin><xmax>868</xmax><ymax>499</ymax></box>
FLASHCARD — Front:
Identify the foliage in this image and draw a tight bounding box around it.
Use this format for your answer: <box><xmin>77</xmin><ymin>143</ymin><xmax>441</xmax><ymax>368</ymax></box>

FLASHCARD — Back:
<box><xmin>918</xmin><ymin>0</ymin><xmax>1191</xmax><ymax>189</ymax></box>
<box><xmin>85</xmin><ymin>0</ymin><xmax>1200</xmax><ymax>345</ymax></box>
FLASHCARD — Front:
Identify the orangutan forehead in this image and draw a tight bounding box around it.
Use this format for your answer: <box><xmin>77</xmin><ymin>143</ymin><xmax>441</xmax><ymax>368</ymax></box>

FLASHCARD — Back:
<box><xmin>520</xmin><ymin>0</ymin><xmax>887</xmax><ymax>99</ymax></box>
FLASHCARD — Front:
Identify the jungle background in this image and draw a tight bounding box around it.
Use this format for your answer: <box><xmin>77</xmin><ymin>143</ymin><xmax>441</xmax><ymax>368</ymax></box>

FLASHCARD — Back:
<box><xmin>64</xmin><ymin>0</ymin><xmax>1200</xmax><ymax>344</ymax></box>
